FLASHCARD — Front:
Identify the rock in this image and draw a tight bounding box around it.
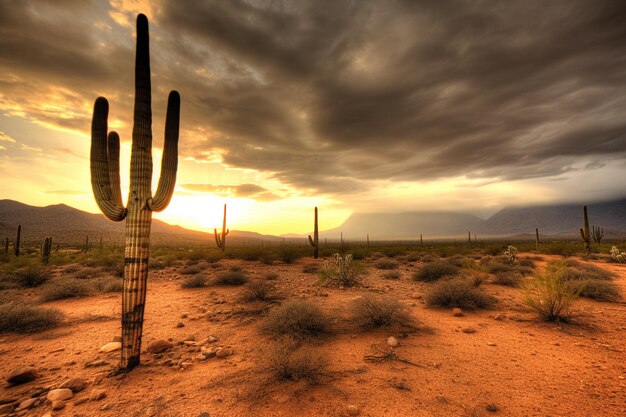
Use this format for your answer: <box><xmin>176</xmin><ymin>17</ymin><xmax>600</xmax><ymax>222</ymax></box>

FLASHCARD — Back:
<box><xmin>99</xmin><ymin>342</ymin><xmax>122</xmax><ymax>353</ymax></box>
<box><xmin>112</xmin><ymin>336</ymin><xmax>122</xmax><ymax>343</ymax></box>
<box><xmin>387</xmin><ymin>336</ymin><xmax>399</xmax><ymax>347</ymax></box>
<box><xmin>486</xmin><ymin>342</ymin><xmax>497</xmax><ymax>347</ymax></box>
<box><xmin>47</xmin><ymin>389</ymin><xmax>73</xmax><ymax>402</ymax></box>
<box><xmin>16</xmin><ymin>398</ymin><xmax>36</xmax><ymax>411</ymax></box>
<box><xmin>452</xmin><ymin>308</ymin><xmax>464</xmax><ymax>317</ymax></box>
<box><xmin>195</xmin><ymin>354</ymin><xmax>207</xmax><ymax>361</ymax></box>
<box><xmin>207</xmin><ymin>336</ymin><xmax>218</xmax><ymax>343</ymax></box>
<box><xmin>0</xmin><ymin>404</ymin><xmax>14</xmax><ymax>415</ymax></box>
<box><xmin>176</xmin><ymin>322</ymin><xmax>185</xmax><ymax>328</ymax></box>
<box><xmin>486</xmin><ymin>403</ymin><xmax>498</xmax><ymax>412</ymax></box>
<box><xmin>74</xmin><ymin>397</ymin><xmax>89</xmax><ymax>405</ymax></box>
<box><xmin>51</xmin><ymin>400</ymin><xmax>66</xmax><ymax>410</ymax></box>
<box><xmin>197</xmin><ymin>413</ymin><xmax>210</xmax><ymax>417</ymax></box>
<box><xmin>347</xmin><ymin>404</ymin><xmax>360</xmax><ymax>416</ymax></box>
<box><xmin>216</xmin><ymin>347</ymin><xmax>233</xmax><ymax>358</ymax></box>
<box><xmin>60</xmin><ymin>377</ymin><xmax>88</xmax><ymax>393</ymax></box>
<box><xmin>462</xmin><ymin>327</ymin><xmax>477</xmax><ymax>334</ymax></box>
<box><xmin>90</xmin><ymin>390</ymin><xmax>107</xmax><ymax>401</ymax></box>
<box><xmin>493</xmin><ymin>313</ymin><xmax>506</xmax><ymax>321</ymax></box>
<box><xmin>84</xmin><ymin>359</ymin><xmax>109</xmax><ymax>368</ymax></box>
<box><xmin>148</xmin><ymin>340</ymin><xmax>173</xmax><ymax>354</ymax></box>
<box><xmin>7</xmin><ymin>367</ymin><xmax>38</xmax><ymax>385</ymax></box>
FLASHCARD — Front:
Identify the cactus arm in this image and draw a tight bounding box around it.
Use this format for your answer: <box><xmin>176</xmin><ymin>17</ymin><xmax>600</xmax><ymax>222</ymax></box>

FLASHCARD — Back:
<box><xmin>107</xmin><ymin>132</ymin><xmax>125</xmax><ymax>209</ymax></box>
<box><xmin>91</xmin><ymin>98</ymin><xmax>127</xmax><ymax>221</ymax></box>
<box><xmin>308</xmin><ymin>235</ymin><xmax>314</xmax><ymax>246</ymax></box>
<box><xmin>214</xmin><ymin>229</ymin><xmax>222</xmax><ymax>248</ymax></box>
<box><xmin>148</xmin><ymin>91</ymin><xmax>180</xmax><ymax>212</ymax></box>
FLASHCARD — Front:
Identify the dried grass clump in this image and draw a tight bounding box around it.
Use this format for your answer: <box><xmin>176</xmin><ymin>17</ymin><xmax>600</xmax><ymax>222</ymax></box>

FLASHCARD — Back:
<box><xmin>523</xmin><ymin>263</ymin><xmax>580</xmax><ymax>322</ymax></box>
<box><xmin>262</xmin><ymin>300</ymin><xmax>330</xmax><ymax>339</ymax></box>
<box><xmin>413</xmin><ymin>262</ymin><xmax>459</xmax><ymax>282</ymax></box>
<box><xmin>213</xmin><ymin>271</ymin><xmax>248</xmax><ymax>286</ymax></box>
<box><xmin>40</xmin><ymin>278</ymin><xmax>91</xmax><ymax>301</ymax></box>
<box><xmin>265</xmin><ymin>339</ymin><xmax>328</xmax><ymax>382</ymax></box>
<box><xmin>243</xmin><ymin>280</ymin><xmax>275</xmax><ymax>301</ymax></box>
<box><xmin>351</xmin><ymin>294</ymin><xmax>414</xmax><ymax>330</ymax></box>
<box><xmin>375</xmin><ymin>259</ymin><xmax>399</xmax><ymax>270</ymax></box>
<box><xmin>181</xmin><ymin>274</ymin><xmax>207</xmax><ymax>288</ymax></box>
<box><xmin>426</xmin><ymin>277</ymin><xmax>496</xmax><ymax>310</ymax></box>
<box><xmin>0</xmin><ymin>303</ymin><xmax>63</xmax><ymax>333</ymax></box>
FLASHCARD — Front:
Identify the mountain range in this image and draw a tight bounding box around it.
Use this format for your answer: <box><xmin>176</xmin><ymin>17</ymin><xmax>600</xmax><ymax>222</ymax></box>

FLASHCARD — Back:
<box><xmin>1</xmin><ymin>198</ymin><xmax>626</xmax><ymax>245</ymax></box>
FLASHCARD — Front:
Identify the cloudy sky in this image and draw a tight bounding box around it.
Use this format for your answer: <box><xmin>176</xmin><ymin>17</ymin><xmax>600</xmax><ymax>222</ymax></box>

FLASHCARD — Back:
<box><xmin>1</xmin><ymin>0</ymin><xmax>626</xmax><ymax>234</ymax></box>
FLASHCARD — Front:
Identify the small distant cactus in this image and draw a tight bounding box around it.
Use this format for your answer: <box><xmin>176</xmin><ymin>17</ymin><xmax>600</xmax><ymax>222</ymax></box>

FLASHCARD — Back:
<box><xmin>4</xmin><ymin>237</ymin><xmax>8</xmax><ymax>255</ymax></box>
<box><xmin>214</xmin><ymin>204</ymin><xmax>229</xmax><ymax>251</ymax></box>
<box><xmin>535</xmin><ymin>227</ymin><xmax>539</xmax><ymax>251</ymax></box>
<box><xmin>504</xmin><ymin>245</ymin><xmax>518</xmax><ymax>264</ymax></box>
<box><xmin>579</xmin><ymin>205</ymin><xmax>591</xmax><ymax>255</ymax></box>
<box><xmin>15</xmin><ymin>225</ymin><xmax>21</xmax><ymax>257</ymax></box>
<box><xmin>610</xmin><ymin>246</ymin><xmax>626</xmax><ymax>263</ymax></box>
<box><xmin>307</xmin><ymin>207</ymin><xmax>319</xmax><ymax>258</ymax></box>
<box><xmin>82</xmin><ymin>235</ymin><xmax>89</xmax><ymax>253</ymax></box>
<box><xmin>42</xmin><ymin>236</ymin><xmax>52</xmax><ymax>264</ymax></box>
<box><xmin>321</xmin><ymin>253</ymin><xmax>361</xmax><ymax>286</ymax></box>
<box><xmin>591</xmin><ymin>225</ymin><xmax>603</xmax><ymax>244</ymax></box>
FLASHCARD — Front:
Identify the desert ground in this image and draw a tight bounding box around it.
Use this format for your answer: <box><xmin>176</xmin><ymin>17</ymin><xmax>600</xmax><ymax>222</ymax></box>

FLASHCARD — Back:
<box><xmin>1</xmin><ymin>244</ymin><xmax>625</xmax><ymax>417</ymax></box>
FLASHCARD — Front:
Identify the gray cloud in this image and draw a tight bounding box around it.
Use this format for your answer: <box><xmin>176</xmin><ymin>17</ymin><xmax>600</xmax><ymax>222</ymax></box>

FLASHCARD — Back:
<box><xmin>180</xmin><ymin>183</ymin><xmax>281</xmax><ymax>201</ymax></box>
<box><xmin>1</xmin><ymin>0</ymin><xmax>626</xmax><ymax>197</ymax></box>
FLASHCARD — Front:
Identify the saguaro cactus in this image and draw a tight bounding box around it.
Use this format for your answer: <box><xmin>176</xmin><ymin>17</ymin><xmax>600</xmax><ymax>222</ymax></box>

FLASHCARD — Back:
<box><xmin>14</xmin><ymin>225</ymin><xmax>21</xmax><ymax>257</ymax></box>
<box><xmin>535</xmin><ymin>227</ymin><xmax>539</xmax><ymax>251</ymax></box>
<box><xmin>42</xmin><ymin>236</ymin><xmax>52</xmax><ymax>264</ymax></box>
<box><xmin>214</xmin><ymin>204</ymin><xmax>229</xmax><ymax>251</ymax></box>
<box><xmin>591</xmin><ymin>225</ymin><xmax>603</xmax><ymax>244</ymax></box>
<box><xmin>579</xmin><ymin>205</ymin><xmax>591</xmax><ymax>255</ymax></box>
<box><xmin>89</xmin><ymin>14</ymin><xmax>180</xmax><ymax>371</ymax></box>
<box><xmin>308</xmin><ymin>207</ymin><xmax>319</xmax><ymax>258</ymax></box>
<box><xmin>4</xmin><ymin>237</ymin><xmax>8</xmax><ymax>255</ymax></box>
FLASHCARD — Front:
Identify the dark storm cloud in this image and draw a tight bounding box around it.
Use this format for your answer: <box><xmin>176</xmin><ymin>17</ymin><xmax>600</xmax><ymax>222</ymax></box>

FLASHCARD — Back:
<box><xmin>2</xmin><ymin>0</ymin><xmax>626</xmax><ymax>196</ymax></box>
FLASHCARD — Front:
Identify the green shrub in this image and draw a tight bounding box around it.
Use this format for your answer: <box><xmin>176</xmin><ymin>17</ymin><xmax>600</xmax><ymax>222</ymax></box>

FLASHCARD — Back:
<box><xmin>278</xmin><ymin>246</ymin><xmax>302</xmax><ymax>264</ymax></box>
<box><xmin>413</xmin><ymin>262</ymin><xmax>459</xmax><ymax>282</ymax></box>
<box><xmin>262</xmin><ymin>300</ymin><xmax>330</xmax><ymax>339</ymax></box>
<box><xmin>426</xmin><ymin>278</ymin><xmax>495</xmax><ymax>310</ymax></box>
<box><xmin>523</xmin><ymin>263</ymin><xmax>580</xmax><ymax>322</ymax></box>
<box><xmin>40</xmin><ymin>278</ymin><xmax>91</xmax><ymax>301</ymax></box>
<box><xmin>0</xmin><ymin>303</ymin><xmax>63</xmax><ymax>333</ymax></box>
<box><xmin>351</xmin><ymin>295</ymin><xmax>413</xmax><ymax>330</ymax></box>
<box><xmin>213</xmin><ymin>271</ymin><xmax>248</xmax><ymax>286</ymax></box>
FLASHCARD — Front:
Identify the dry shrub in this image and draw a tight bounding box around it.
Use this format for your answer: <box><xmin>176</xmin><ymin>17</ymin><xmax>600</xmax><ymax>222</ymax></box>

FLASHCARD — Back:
<box><xmin>0</xmin><ymin>303</ymin><xmax>63</xmax><ymax>333</ymax></box>
<box><xmin>566</xmin><ymin>279</ymin><xmax>620</xmax><ymax>302</ymax></box>
<box><xmin>383</xmin><ymin>271</ymin><xmax>401</xmax><ymax>280</ymax></box>
<box><xmin>265</xmin><ymin>339</ymin><xmax>328</xmax><ymax>382</ymax></box>
<box><xmin>14</xmin><ymin>267</ymin><xmax>51</xmax><ymax>288</ymax></box>
<box><xmin>375</xmin><ymin>259</ymin><xmax>399</xmax><ymax>270</ymax></box>
<box><xmin>213</xmin><ymin>271</ymin><xmax>248</xmax><ymax>286</ymax></box>
<box><xmin>265</xmin><ymin>273</ymin><xmax>279</xmax><ymax>281</ymax></box>
<box><xmin>94</xmin><ymin>276</ymin><xmax>123</xmax><ymax>292</ymax></box>
<box><xmin>413</xmin><ymin>262</ymin><xmax>458</xmax><ymax>282</ymax></box>
<box><xmin>302</xmin><ymin>264</ymin><xmax>319</xmax><ymax>274</ymax></box>
<box><xmin>262</xmin><ymin>299</ymin><xmax>330</xmax><ymax>339</ymax></box>
<box><xmin>40</xmin><ymin>278</ymin><xmax>91</xmax><ymax>301</ymax></box>
<box><xmin>492</xmin><ymin>271</ymin><xmax>523</xmax><ymax>287</ymax></box>
<box><xmin>351</xmin><ymin>294</ymin><xmax>414</xmax><ymax>330</ymax></box>
<box><xmin>243</xmin><ymin>280</ymin><xmax>275</xmax><ymax>301</ymax></box>
<box><xmin>523</xmin><ymin>263</ymin><xmax>580</xmax><ymax>322</ymax></box>
<box><xmin>426</xmin><ymin>277</ymin><xmax>496</xmax><ymax>310</ymax></box>
<box><xmin>181</xmin><ymin>274</ymin><xmax>207</xmax><ymax>288</ymax></box>
<box><xmin>181</xmin><ymin>265</ymin><xmax>203</xmax><ymax>275</ymax></box>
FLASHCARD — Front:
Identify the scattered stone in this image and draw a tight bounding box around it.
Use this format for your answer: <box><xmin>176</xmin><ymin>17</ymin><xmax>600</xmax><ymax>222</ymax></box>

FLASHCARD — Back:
<box><xmin>7</xmin><ymin>367</ymin><xmax>38</xmax><ymax>385</ymax></box>
<box><xmin>99</xmin><ymin>342</ymin><xmax>122</xmax><ymax>353</ymax></box>
<box><xmin>493</xmin><ymin>313</ymin><xmax>506</xmax><ymax>321</ymax></box>
<box><xmin>176</xmin><ymin>322</ymin><xmax>185</xmax><ymax>328</ymax></box>
<box><xmin>452</xmin><ymin>308</ymin><xmax>464</xmax><ymax>317</ymax></box>
<box><xmin>60</xmin><ymin>377</ymin><xmax>88</xmax><ymax>393</ymax></box>
<box><xmin>112</xmin><ymin>336</ymin><xmax>122</xmax><ymax>343</ymax></box>
<box><xmin>216</xmin><ymin>347</ymin><xmax>234</xmax><ymax>358</ymax></box>
<box><xmin>197</xmin><ymin>413</ymin><xmax>210</xmax><ymax>417</ymax></box>
<box><xmin>486</xmin><ymin>342</ymin><xmax>497</xmax><ymax>347</ymax></box>
<box><xmin>486</xmin><ymin>403</ymin><xmax>498</xmax><ymax>412</ymax></box>
<box><xmin>148</xmin><ymin>340</ymin><xmax>174</xmax><ymax>354</ymax></box>
<box><xmin>47</xmin><ymin>389</ymin><xmax>73</xmax><ymax>402</ymax></box>
<box><xmin>74</xmin><ymin>398</ymin><xmax>89</xmax><ymax>406</ymax></box>
<box><xmin>196</xmin><ymin>354</ymin><xmax>207</xmax><ymax>361</ymax></box>
<box><xmin>207</xmin><ymin>336</ymin><xmax>218</xmax><ymax>343</ymax></box>
<box><xmin>181</xmin><ymin>313</ymin><xmax>189</xmax><ymax>319</ymax></box>
<box><xmin>387</xmin><ymin>337</ymin><xmax>399</xmax><ymax>348</ymax></box>
<box><xmin>51</xmin><ymin>400</ymin><xmax>66</xmax><ymax>411</ymax></box>
<box><xmin>462</xmin><ymin>327</ymin><xmax>477</xmax><ymax>334</ymax></box>
<box><xmin>0</xmin><ymin>404</ymin><xmax>14</xmax><ymax>415</ymax></box>
<box><xmin>90</xmin><ymin>390</ymin><xmax>107</xmax><ymax>401</ymax></box>
<box><xmin>347</xmin><ymin>404</ymin><xmax>360</xmax><ymax>416</ymax></box>
<box><xmin>85</xmin><ymin>359</ymin><xmax>109</xmax><ymax>368</ymax></box>
<box><xmin>16</xmin><ymin>398</ymin><xmax>37</xmax><ymax>411</ymax></box>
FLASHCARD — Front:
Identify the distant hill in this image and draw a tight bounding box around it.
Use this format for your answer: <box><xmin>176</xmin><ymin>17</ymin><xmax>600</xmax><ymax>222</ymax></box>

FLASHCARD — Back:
<box><xmin>310</xmin><ymin>199</ymin><xmax>626</xmax><ymax>240</ymax></box>
<box><xmin>0</xmin><ymin>200</ymin><xmax>281</xmax><ymax>245</ymax></box>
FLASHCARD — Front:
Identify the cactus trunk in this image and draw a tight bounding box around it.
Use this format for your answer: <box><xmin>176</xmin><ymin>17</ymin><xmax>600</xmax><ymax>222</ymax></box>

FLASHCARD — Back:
<box><xmin>579</xmin><ymin>205</ymin><xmax>591</xmax><ymax>255</ymax></box>
<box><xmin>90</xmin><ymin>14</ymin><xmax>180</xmax><ymax>372</ymax></box>
<box><xmin>308</xmin><ymin>207</ymin><xmax>319</xmax><ymax>258</ymax></box>
<box><xmin>535</xmin><ymin>227</ymin><xmax>539</xmax><ymax>251</ymax></box>
<box><xmin>42</xmin><ymin>236</ymin><xmax>52</xmax><ymax>264</ymax></box>
<box><xmin>14</xmin><ymin>225</ymin><xmax>21</xmax><ymax>257</ymax></box>
<box><xmin>4</xmin><ymin>237</ymin><xmax>8</xmax><ymax>255</ymax></box>
<box><xmin>214</xmin><ymin>204</ymin><xmax>229</xmax><ymax>251</ymax></box>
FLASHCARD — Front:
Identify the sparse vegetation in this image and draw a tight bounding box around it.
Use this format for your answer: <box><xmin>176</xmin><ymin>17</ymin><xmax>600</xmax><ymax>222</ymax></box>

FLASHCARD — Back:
<box><xmin>383</xmin><ymin>271</ymin><xmax>401</xmax><ymax>280</ymax></box>
<box><xmin>413</xmin><ymin>262</ymin><xmax>458</xmax><ymax>282</ymax></box>
<box><xmin>426</xmin><ymin>277</ymin><xmax>495</xmax><ymax>310</ymax></box>
<box><xmin>265</xmin><ymin>339</ymin><xmax>327</xmax><ymax>382</ymax></box>
<box><xmin>375</xmin><ymin>259</ymin><xmax>399</xmax><ymax>270</ymax></box>
<box><xmin>0</xmin><ymin>303</ymin><xmax>63</xmax><ymax>333</ymax></box>
<box><xmin>319</xmin><ymin>253</ymin><xmax>364</xmax><ymax>287</ymax></box>
<box><xmin>351</xmin><ymin>294</ymin><xmax>414</xmax><ymax>330</ymax></box>
<box><xmin>523</xmin><ymin>263</ymin><xmax>580</xmax><ymax>322</ymax></box>
<box><xmin>181</xmin><ymin>274</ymin><xmax>207</xmax><ymax>288</ymax></box>
<box><xmin>243</xmin><ymin>280</ymin><xmax>275</xmax><ymax>301</ymax></box>
<box><xmin>14</xmin><ymin>267</ymin><xmax>51</xmax><ymax>287</ymax></box>
<box><xmin>262</xmin><ymin>299</ymin><xmax>330</xmax><ymax>339</ymax></box>
<box><xmin>213</xmin><ymin>271</ymin><xmax>248</xmax><ymax>286</ymax></box>
<box><xmin>492</xmin><ymin>271</ymin><xmax>523</xmax><ymax>287</ymax></box>
<box><xmin>40</xmin><ymin>278</ymin><xmax>91</xmax><ymax>301</ymax></box>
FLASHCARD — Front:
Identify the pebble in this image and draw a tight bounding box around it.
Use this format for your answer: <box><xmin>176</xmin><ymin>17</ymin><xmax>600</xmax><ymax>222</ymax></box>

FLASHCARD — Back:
<box><xmin>99</xmin><ymin>342</ymin><xmax>122</xmax><ymax>353</ymax></box>
<box><xmin>452</xmin><ymin>307</ymin><xmax>464</xmax><ymax>317</ymax></box>
<box><xmin>90</xmin><ymin>390</ymin><xmax>107</xmax><ymax>401</ymax></box>
<box><xmin>16</xmin><ymin>398</ymin><xmax>37</xmax><ymax>411</ymax></box>
<box><xmin>148</xmin><ymin>340</ymin><xmax>174</xmax><ymax>354</ymax></box>
<box><xmin>387</xmin><ymin>337</ymin><xmax>399</xmax><ymax>347</ymax></box>
<box><xmin>0</xmin><ymin>404</ymin><xmax>14</xmax><ymax>415</ymax></box>
<box><xmin>51</xmin><ymin>400</ymin><xmax>66</xmax><ymax>410</ymax></box>
<box><xmin>60</xmin><ymin>377</ymin><xmax>88</xmax><ymax>393</ymax></box>
<box><xmin>7</xmin><ymin>367</ymin><xmax>38</xmax><ymax>385</ymax></box>
<box><xmin>216</xmin><ymin>347</ymin><xmax>233</xmax><ymax>358</ymax></box>
<box><xmin>176</xmin><ymin>322</ymin><xmax>185</xmax><ymax>328</ymax></box>
<box><xmin>47</xmin><ymin>389</ymin><xmax>73</xmax><ymax>402</ymax></box>
<box><xmin>486</xmin><ymin>342</ymin><xmax>497</xmax><ymax>347</ymax></box>
<box><xmin>347</xmin><ymin>404</ymin><xmax>360</xmax><ymax>416</ymax></box>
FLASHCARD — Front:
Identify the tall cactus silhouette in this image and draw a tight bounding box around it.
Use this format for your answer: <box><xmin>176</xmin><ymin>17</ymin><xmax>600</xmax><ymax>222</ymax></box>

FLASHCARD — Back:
<box><xmin>14</xmin><ymin>225</ymin><xmax>21</xmax><ymax>257</ymax></box>
<box><xmin>42</xmin><ymin>236</ymin><xmax>52</xmax><ymax>264</ymax></box>
<box><xmin>90</xmin><ymin>14</ymin><xmax>180</xmax><ymax>371</ymax></box>
<box><xmin>308</xmin><ymin>207</ymin><xmax>319</xmax><ymax>258</ymax></box>
<box><xmin>214</xmin><ymin>204</ymin><xmax>229</xmax><ymax>251</ymax></box>
<box><xmin>591</xmin><ymin>225</ymin><xmax>603</xmax><ymax>244</ymax></box>
<box><xmin>579</xmin><ymin>205</ymin><xmax>591</xmax><ymax>255</ymax></box>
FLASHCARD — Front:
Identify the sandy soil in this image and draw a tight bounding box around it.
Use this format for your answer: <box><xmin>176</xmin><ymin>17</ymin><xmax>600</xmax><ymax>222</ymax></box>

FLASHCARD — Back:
<box><xmin>1</xmin><ymin>255</ymin><xmax>625</xmax><ymax>417</ymax></box>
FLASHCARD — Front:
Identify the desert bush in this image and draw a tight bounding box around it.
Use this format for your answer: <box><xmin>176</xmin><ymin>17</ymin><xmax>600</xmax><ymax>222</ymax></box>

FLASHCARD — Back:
<box><xmin>562</xmin><ymin>259</ymin><xmax>615</xmax><ymax>281</ymax></box>
<box><xmin>446</xmin><ymin>255</ymin><xmax>474</xmax><ymax>268</ymax></box>
<box><xmin>426</xmin><ymin>278</ymin><xmax>496</xmax><ymax>310</ymax></box>
<box><xmin>94</xmin><ymin>276</ymin><xmax>123</xmax><ymax>292</ymax></box>
<box><xmin>351</xmin><ymin>250</ymin><xmax>366</xmax><ymax>260</ymax></box>
<box><xmin>351</xmin><ymin>294</ymin><xmax>413</xmax><ymax>330</ymax></box>
<box><xmin>383</xmin><ymin>271</ymin><xmax>401</xmax><ymax>280</ymax></box>
<box><xmin>265</xmin><ymin>273</ymin><xmax>279</xmax><ymax>280</ymax></box>
<box><xmin>181</xmin><ymin>265</ymin><xmax>203</xmax><ymax>275</ymax></box>
<box><xmin>40</xmin><ymin>278</ymin><xmax>91</xmax><ymax>301</ymax></box>
<box><xmin>181</xmin><ymin>274</ymin><xmax>207</xmax><ymax>288</ymax></box>
<box><xmin>465</xmin><ymin>270</ymin><xmax>488</xmax><ymax>287</ymax></box>
<box><xmin>375</xmin><ymin>259</ymin><xmax>399</xmax><ymax>270</ymax></box>
<box><xmin>278</xmin><ymin>246</ymin><xmax>302</xmax><ymax>264</ymax></box>
<box><xmin>492</xmin><ymin>271</ymin><xmax>523</xmax><ymax>287</ymax></box>
<box><xmin>518</xmin><ymin>258</ymin><xmax>535</xmax><ymax>268</ymax></box>
<box><xmin>568</xmin><ymin>279</ymin><xmax>621</xmax><ymax>302</ymax></box>
<box><xmin>0</xmin><ymin>303</ymin><xmax>63</xmax><ymax>333</ymax></box>
<box><xmin>243</xmin><ymin>280</ymin><xmax>275</xmax><ymax>301</ymax></box>
<box><xmin>523</xmin><ymin>263</ymin><xmax>580</xmax><ymax>322</ymax></box>
<box><xmin>213</xmin><ymin>271</ymin><xmax>248</xmax><ymax>286</ymax></box>
<box><xmin>262</xmin><ymin>299</ymin><xmax>330</xmax><ymax>339</ymax></box>
<box><xmin>413</xmin><ymin>262</ymin><xmax>459</xmax><ymax>282</ymax></box>
<box><xmin>302</xmin><ymin>264</ymin><xmax>319</xmax><ymax>274</ymax></box>
<box><xmin>319</xmin><ymin>254</ymin><xmax>365</xmax><ymax>287</ymax></box>
<box><xmin>265</xmin><ymin>339</ymin><xmax>327</xmax><ymax>382</ymax></box>
<box><xmin>14</xmin><ymin>267</ymin><xmax>51</xmax><ymax>287</ymax></box>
